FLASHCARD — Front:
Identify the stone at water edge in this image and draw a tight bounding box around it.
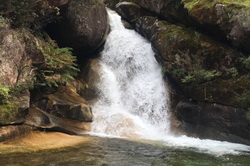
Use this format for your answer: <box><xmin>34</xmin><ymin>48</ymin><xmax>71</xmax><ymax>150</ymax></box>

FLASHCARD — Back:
<box><xmin>175</xmin><ymin>100</ymin><xmax>250</xmax><ymax>145</ymax></box>
<box><xmin>25</xmin><ymin>107</ymin><xmax>91</xmax><ymax>135</ymax></box>
<box><xmin>33</xmin><ymin>84</ymin><xmax>93</xmax><ymax>123</ymax></box>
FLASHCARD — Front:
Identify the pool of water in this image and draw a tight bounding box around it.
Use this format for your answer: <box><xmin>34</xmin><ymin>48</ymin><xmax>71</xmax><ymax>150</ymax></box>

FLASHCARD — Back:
<box><xmin>0</xmin><ymin>136</ymin><xmax>249</xmax><ymax>166</ymax></box>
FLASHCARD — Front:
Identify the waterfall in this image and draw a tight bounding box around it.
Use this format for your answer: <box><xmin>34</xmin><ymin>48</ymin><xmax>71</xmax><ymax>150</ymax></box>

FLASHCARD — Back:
<box><xmin>90</xmin><ymin>9</ymin><xmax>169</xmax><ymax>139</ymax></box>
<box><xmin>90</xmin><ymin>9</ymin><xmax>250</xmax><ymax>156</ymax></box>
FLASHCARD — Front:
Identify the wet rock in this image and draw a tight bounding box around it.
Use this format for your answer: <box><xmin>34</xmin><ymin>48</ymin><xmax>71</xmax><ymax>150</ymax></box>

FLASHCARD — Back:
<box><xmin>0</xmin><ymin>125</ymin><xmax>33</xmax><ymax>142</ymax></box>
<box><xmin>135</xmin><ymin>16</ymin><xmax>249</xmax><ymax>107</ymax></box>
<box><xmin>25</xmin><ymin>107</ymin><xmax>90</xmax><ymax>134</ymax></box>
<box><xmin>175</xmin><ymin>100</ymin><xmax>250</xmax><ymax>145</ymax></box>
<box><xmin>115</xmin><ymin>2</ymin><xmax>149</xmax><ymax>24</ymax></box>
<box><xmin>79</xmin><ymin>59</ymin><xmax>102</xmax><ymax>102</ymax></box>
<box><xmin>33</xmin><ymin>85</ymin><xmax>93</xmax><ymax>122</ymax></box>
<box><xmin>47</xmin><ymin>0</ymin><xmax>109</xmax><ymax>58</ymax></box>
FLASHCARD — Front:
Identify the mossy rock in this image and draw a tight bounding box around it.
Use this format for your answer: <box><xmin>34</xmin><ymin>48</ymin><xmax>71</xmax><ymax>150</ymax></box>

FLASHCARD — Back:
<box><xmin>183</xmin><ymin>75</ymin><xmax>250</xmax><ymax>109</ymax></box>
<box><xmin>135</xmin><ymin>16</ymin><xmax>250</xmax><ymax>108</ymax></box>
<box><xmin>135</xmin><ymin>16</ymin><xmax>243</xmax><ymax>80</ymax></box>
<box><xmin>182</xmin><ymin>0</ymin><xmax>250</xmax><ymax>53</ymax></box>
<box><xmin>110</xmin><ymin>0</ymin><xmax>250</xmax><ymax>54</ymax></box>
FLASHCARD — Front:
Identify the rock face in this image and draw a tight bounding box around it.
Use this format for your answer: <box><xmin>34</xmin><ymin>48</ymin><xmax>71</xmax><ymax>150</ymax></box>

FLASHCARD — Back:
<box><xmin>104</xmin><ymin>0</ymin><xmax>250</xmax><ymax>144</ymax></box>
<box><xmin>25</xmin><ymin>107</ymin><xmax>90</xmax><ymax>134</ymax></box>
<box><xmin>47</xmin><ymin>0</ymin><xmax>109</xmax><ymax>58</ymax></box>
<box><xmin>0</xmin><ymin>18</ymin><xmax>44</xmax><ymax>125</ymax></box>
<box><xmin>25</xmin><ymin>84</ymin><xmax>92</xmax><ymax>134</ymax></box>
<box><xmin>107</xmin><ymin>0</ymin><xmax>250</xmax><ymax>54</ymax></box>
<box><xmin>175</xmin><ymin>100</ymin><xmax>250</xmax><ymax>145</ymax></box>
<box><xmin>135</xmin><ymin>16</ymin><xmax>249</xmax><ymax>109</ymax></box>
<box><xmin>79</xmin><ymin>59</ymin><xmax>102</xmax><ymax>102</ymax></box>
<box><xmin>0</xmin><ymin>23</ymin><xmax>43</xmax><ymax>86</ymax></box>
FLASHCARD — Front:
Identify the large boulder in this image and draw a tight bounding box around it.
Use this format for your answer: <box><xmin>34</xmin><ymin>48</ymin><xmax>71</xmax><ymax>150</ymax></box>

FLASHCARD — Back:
<box><xmin>26</xmin><ymin>84</ymin><xmax>92</xmax><ymax>134</ymax></box>
<box><xmin>106</xmin><ymin>0</ymin><xmax>250</xmax><ymax>54</ymax></box>
<box><xmin>135</xmin><ymin>16</ymin><xmax>250</xmax><ymax>108</ymax></box>
<box><xmin>182</xmin><ymin>0</ymin><xmax>250</xmax><ymax>54</ymax></box>
<box><xmin>25</xmin><ymin>107</ymin><xmax>90</xmax><ymax>134</ymax></box>
<box><xmin>46</xmin><ymin>0</ymin><xmax>109</xmax><ymax>58</ymax></box>
<box><xmin>33</xmin><ymin>85</ymin><xmax>93</xmax><ymax>122</ymax></box>
<box><xmin>0</xmin><ymin>18</ymin><xmax>44</xmax><ymax>125</ymax></box>
<box><xmin>174</xmin><ymin>100</ymin><xmax>250</xmax><ymax>145</ymax></box>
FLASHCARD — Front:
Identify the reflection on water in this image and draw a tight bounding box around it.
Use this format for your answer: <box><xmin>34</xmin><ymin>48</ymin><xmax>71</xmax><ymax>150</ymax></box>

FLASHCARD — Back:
<box><xmin>0</xmin><ymin>136</ymin><xmax>249</xmax><ymax>166</ymax></box>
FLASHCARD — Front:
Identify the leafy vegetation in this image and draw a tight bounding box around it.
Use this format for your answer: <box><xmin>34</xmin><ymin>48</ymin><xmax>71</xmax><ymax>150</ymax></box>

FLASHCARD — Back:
<box><xmin>235</xmin><ymin>90</ymin><xmax>250</xmax><ymax>109</ymax></box>
<box><xmin>36</xmin><ymin>39</ymin><xmax>80</xmax><ymax>87</ymax></box>
<box><xmin>0</xmin><ymin>83</ymin><xmax>25</xmax><ymax>124</ymax></box>
<box><xmin>239</xmin><ymin>56</ymin><xmax>250</xmax><ymax>71</ymax></box>
<box><xmin>0</xmin><ymin>0</ymin><xmax>60</xmax><ymax>28</ymax></box>
<box><xmin>0</xmin><ymin>1</ymin><xmax>80</xmax><ymax>124</ymax></box>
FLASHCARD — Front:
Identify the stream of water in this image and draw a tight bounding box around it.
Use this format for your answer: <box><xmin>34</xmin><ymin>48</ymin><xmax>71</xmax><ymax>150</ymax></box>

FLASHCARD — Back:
<box><xmin>89</xmin><ymin>9</ymin><xmax>250</xmax><ymax>156</ymax></box>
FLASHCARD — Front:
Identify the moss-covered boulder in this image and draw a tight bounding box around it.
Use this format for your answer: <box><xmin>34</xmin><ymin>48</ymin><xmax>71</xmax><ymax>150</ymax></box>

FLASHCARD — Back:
<box><xmin>183</xmin><ymin>0</ymin><xmax>250</xmax><ymax>54</ymax></box>
<box><xmin>47</xmin><ymin>0</ymin><xmax>109</xmax><ymax>58</ymax></box>
<box><xmin>135</xmin><ymin>16</ymin><xmax>250</xmax><ymax>108</ymax></box>
<box><xmin>108</xmin><ymin>0</ymin><xmax>250</xmax><ymax>53</ymax></box>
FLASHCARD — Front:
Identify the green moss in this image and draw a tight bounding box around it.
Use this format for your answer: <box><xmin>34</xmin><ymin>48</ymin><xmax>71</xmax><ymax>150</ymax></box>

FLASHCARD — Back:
<box><xmin>0</xmin><ymin>84</ymin><xmax>19</xmax><ymax>124</ymax></box>
<box><xmin>183</xmin><ymin>0</ymin><xmax>250</xmax><ymax>10</ymax></box>
<box><xmin>235</xmin><ymin>90</ymin><xmax>250</xmax><ymax>108</ymax></box>
<box><xmin>0</xmin><ymin>0</ymin><xmax>60</xmax><ymax>28</ymax></box>
<box><xmin>239</xmin><ymin>56</ymin><xmax>250</xmax><ymax>71</ymax></box>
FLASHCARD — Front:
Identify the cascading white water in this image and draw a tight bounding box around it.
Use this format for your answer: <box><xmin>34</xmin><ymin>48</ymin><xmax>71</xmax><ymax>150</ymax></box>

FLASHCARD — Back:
<box><xmin>90</xmin><ymin>9</ymin><xmax>250</xmax><ymax>156</ymax></box>
<box><xmin>91</xmin><ymin>9</ymin><xmax>170</xmax><ymax>139</ymax></box>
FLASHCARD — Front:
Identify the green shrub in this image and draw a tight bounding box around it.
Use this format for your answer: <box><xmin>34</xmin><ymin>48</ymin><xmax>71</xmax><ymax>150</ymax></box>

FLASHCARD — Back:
<box><xmin>0</xmin><ymin>84</ymin><xmax>19</xmax><ymax>124</ymax></box>
<box><xmin>0</xmin><ymin>0</ymin><xmax>59</xmax><ymax>28</ymax></box>
<box><xmin>239</xmin><ymin>56</ymin><xmax>250</xmax><ymax>71</ymax></box>
<box><xmin>36</xmin><ymin>40</ymin><xmax>79</xmax><ymax>87</ymax></box>
<box><xmin>0</xmin><ymin>84</ymin><xmax>11</xmax><ymax>105</ymax></box>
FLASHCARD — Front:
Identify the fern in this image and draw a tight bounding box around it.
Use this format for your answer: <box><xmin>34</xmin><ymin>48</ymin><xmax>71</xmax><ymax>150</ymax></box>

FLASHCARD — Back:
<box><xmin>37</xmin><ymin>40</ymin><xmax>80</xmax><ymax>87</ymax></box>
